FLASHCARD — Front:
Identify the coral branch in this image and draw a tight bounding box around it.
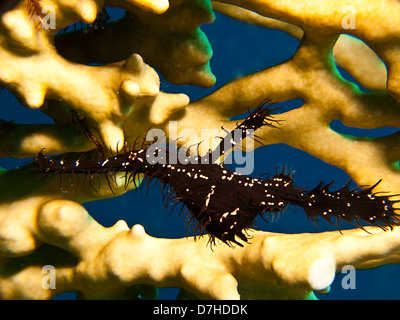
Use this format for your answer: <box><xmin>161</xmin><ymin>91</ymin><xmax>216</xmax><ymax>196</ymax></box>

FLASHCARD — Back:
<box><xmin>2</xmin><ymin>191</ymin><xmax>400</xmax><ymax>299</ymax></box>
<box><xmin>2</xmin><ymin>193</ymin><xmax>400</xmax><ymax>299</ymax></box>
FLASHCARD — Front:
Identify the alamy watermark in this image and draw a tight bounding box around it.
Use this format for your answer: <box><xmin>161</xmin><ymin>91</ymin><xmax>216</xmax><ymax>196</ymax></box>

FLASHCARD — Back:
<box><xmin>30</xmin><ymin>4</ymin><xmax>56</xmax><ymax>30</ymax></box>
<box><xmin>40</xmin><ymin>5</ymin><xmax>56</xmax><ymax>29</ymax></box>
<box><xmin>144</xmin><ymin>121</ymin><xmax>255</xmax><ymax>175</ymax></box>
<box><xmin>341</xmin><ymin>264</ymin><xmax>356</xmax><ymax>290</ymax></box>
<box><xmin>341</xmin><ymin>5</ymin><xmax>356</xmax><ymax>30</ymax></box>
<box><xmin>42</xmin><ymin>265</ymin><xmax>56</xmax><ymax>289</ymax></box>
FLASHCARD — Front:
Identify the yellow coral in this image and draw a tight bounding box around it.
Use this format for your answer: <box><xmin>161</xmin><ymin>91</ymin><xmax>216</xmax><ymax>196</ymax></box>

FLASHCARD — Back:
<box><xmin>0</xmin><ymin>0</ymin><xmax>400</xmax><ymax>300</ymax></box>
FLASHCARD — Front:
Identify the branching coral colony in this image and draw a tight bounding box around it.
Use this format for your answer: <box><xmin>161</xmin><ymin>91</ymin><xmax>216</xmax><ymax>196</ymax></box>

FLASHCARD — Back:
<box><xmin>0</xmin><ymin>0</ymin><xmax>400</xmax><ymax>300</ymax></box>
